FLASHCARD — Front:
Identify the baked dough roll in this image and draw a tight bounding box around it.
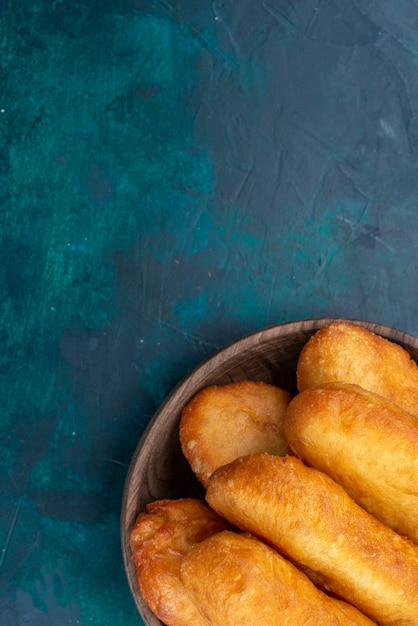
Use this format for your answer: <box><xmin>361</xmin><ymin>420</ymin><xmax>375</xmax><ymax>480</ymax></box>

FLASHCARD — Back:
<box><xmin>180</xmin><ymin>380</ymin><xmax>291</xmax><ymax>487</ymax></box>
<box><xmin>130</xmin><ymin>498</ymin><xmax>230</xmax><ymax>625</ymax></box>
<box><xmin>206</xmin><ymin>453</ymin><xmax>418</xmax><ymax>625</ymax></box>
<box><xmin>284</xmin><ymin>382</ymin><xmax>418</xmax><ymax>544</ymax></box>
<box><xmin>297</xmin><ymin>321</ymin><xmax>418</xmax><ymax>417</ymax></box>
<box><xmin>180</xmin><ymin>530</ymin><xmax>375</xmax><ymax>625</ymax></box>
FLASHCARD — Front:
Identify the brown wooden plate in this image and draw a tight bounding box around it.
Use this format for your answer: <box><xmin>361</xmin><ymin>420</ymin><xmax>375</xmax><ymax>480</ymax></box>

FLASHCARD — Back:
<box><xmin>120</xmin><ymin>317</ymin><xmax>418</xmax><ymax>625</ymax></box>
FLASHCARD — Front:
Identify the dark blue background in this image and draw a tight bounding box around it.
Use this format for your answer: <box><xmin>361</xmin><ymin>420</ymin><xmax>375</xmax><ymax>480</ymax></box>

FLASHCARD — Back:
<box><xmin>2</xmin><ymin>1</ymin><xmax>418</xmax><ymax>624</ymax></box>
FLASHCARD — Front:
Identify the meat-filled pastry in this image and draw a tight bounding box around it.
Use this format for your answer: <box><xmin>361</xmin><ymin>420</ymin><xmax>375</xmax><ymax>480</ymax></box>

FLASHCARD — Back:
<box><xmin>284</xmin><ymin>382</ymin><xmax>418</xmax><ymax>544</ymax></box>
<box><xmin>130</xmin><ymin>498</ymin><xmax>230</xmax><ymax>626</ymax></box>
<box><xmin>180</xmin><ymin>380</ymin><xmax>291</xmax><ymax>488</ymax></box>
<box><xmin>180</xmin><ymin>530</ymin><xmax>375</xmax><ymax>625</ymax></box>
<box><xmin>206</xmin><ymin>453</ymin><xmax>418</xmax><ymax>626</ymax></box>
<box><xmin>297</xmin><ymin>321</ymin><xmax>418</xmax><ymax>417</ymax></box>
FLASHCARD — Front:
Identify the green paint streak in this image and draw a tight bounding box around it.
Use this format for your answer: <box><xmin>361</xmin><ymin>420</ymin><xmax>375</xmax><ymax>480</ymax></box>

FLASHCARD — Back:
<box><xmin>1</xmin><ymin>3</ymin><xmax>211</xmax><ymax>624</ymax></box>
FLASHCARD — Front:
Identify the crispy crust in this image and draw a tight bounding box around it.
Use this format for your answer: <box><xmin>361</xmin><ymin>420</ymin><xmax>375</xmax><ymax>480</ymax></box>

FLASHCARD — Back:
<box><xmin>129</xmin><ymin>498</ymin><xmax>230</xmax><ymax>626</ymax></box>
<box><xmin>180</xmin><ymin>381</ymin><xmax>291</xmax><ymax>488</ymax></box>
<box><xmin>296</xmin><ymin>321</ymin><xmax>418</xmax><ymax>417</ymax></box>
<box><xmin>206</xmin><ymin>453</ymin><xmax>418</xmax><ymax>625</ymax></box>
<box><xmin>284</xmin><ymin>382</ymin><xmax>418</xmax><ymax>544</ymax></box>
<box><xmin>180</xmin><ymin>531</ymin><xmax>374</xmax><ymax>625</ymax></box>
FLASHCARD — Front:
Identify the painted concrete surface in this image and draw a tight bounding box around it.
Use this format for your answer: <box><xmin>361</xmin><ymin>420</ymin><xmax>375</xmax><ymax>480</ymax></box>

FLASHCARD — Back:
<box><xmin>2</xmin><ymin>1</ymin><xmax>418</xmax><ymax>624</ymax></box>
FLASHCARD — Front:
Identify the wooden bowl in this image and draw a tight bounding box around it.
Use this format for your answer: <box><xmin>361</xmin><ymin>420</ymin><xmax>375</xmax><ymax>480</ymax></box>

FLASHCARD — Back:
<box><xmin>120</xmin><ymin>317</ymin><xmax>418</xmax><ymax>625</ymax></box>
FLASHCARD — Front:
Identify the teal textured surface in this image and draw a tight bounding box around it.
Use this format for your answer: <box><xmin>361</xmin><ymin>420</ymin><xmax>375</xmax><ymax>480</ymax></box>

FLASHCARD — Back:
<box><xmin>2</xmin><ymin>1</ymin><xmax>418</xmax><ymax>624</ymax></box>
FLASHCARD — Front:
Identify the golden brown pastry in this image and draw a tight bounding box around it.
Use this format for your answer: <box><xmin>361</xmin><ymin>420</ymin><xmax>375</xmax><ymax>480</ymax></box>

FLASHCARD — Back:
<box><xmin>297</xmin><ymin>321</ymin><xmax>418</xmax><ymax>417</ymax></box>
<box><xmin>180</xmin><ymin>380</ymin><xmax>291</xmax><ymax>487</ymax></box>
<box><xmin>206</xmin><ymin>453</ymin><xmax>418</xmax><ymax>625</ymax></box>
<box><xmin>129</xmin><ymin>498</ymin><xmax>230</xmax><ymax>626</ymax></box>
<box><xmin>180</xmin><ymin>530</ymin><xmax>375</xmax><ymax>625</ymax></box>
<box><xmin>283</xmin><ymin>382</ymin><xmax>418</xmax><ymax>545</ymax></box>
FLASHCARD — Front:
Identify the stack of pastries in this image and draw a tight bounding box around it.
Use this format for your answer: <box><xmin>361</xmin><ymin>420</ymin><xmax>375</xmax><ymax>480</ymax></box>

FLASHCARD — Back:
<box><xmin>130</xmin><ymin>321</ymin><xmax>418</xmax><ymax>625</ymax></box>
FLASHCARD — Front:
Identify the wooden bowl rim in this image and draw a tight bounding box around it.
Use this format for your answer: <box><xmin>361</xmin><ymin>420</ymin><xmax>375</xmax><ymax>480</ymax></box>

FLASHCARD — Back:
<box><xmin>120</xmin><ymin>316</ymin><xmax>418</xmax><ymax>623</ymax></box>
